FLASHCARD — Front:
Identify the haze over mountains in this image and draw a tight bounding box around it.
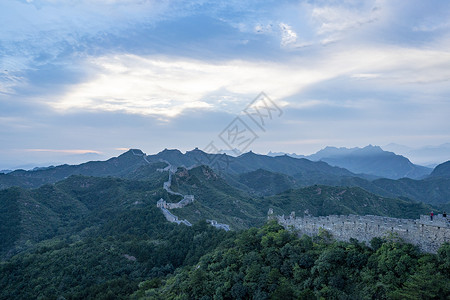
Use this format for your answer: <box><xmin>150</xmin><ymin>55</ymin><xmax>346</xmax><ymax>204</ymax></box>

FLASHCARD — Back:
<box><xmin>383</xmin><ymin>143</ymin><xmax>450</xmax><ymax>167</ymax></box>
<box><xmin>1</xmin><ymin>148</ymin><xmax>449</xmax><ymax>206</ymax></box>
<box><xmin>268</xmin><ymin>145</ymin><xmax>434</xmax><ymax>179</ymax></box>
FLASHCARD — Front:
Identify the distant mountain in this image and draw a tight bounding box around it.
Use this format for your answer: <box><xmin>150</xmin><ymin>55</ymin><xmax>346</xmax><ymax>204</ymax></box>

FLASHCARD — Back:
<box><xmin>1</xmin><ymin>148</ymin><xmax>449</xmax><ymax>206</ymax></box>
<box><xmin>383</xmin><ymin>143</ymin><xmax>450</xmax><ymax>166</ymax></box>
<box><xmin>229</xmin><ymin>164</ymin><xmax>450</xmax><ymax>206</ymax></box>
<box><xmin>1</xmin><ymin>148</ymin><xmax>364</xmax><ymax>190</ymax></box>
<box><xmin>270</xmin><ymin>145</ymin><xmax>432</xmax><ymax>180</ymax></box>
<box><xmin>267</xmin><ymin>151</ymin><xmax>306</xmax><ymax>159</ymax></box>
<box><xmin>150</xmin><ymin>148</ymin><xmax>360</xmax><ymax>180</ymax></box>
<box><xmin>428</xmin><ymin>161</ymin><xmax>450</xmax><ymax>178</ymax></box>
<box><xmin>0</xmin><ymin>152</ymin><xmax>106</xmax><ymax>172</ymax></box>
<box><xmin>0</xmin><ymin>149</ymin><xmax>149</xmax><ymax>189</ymax></box>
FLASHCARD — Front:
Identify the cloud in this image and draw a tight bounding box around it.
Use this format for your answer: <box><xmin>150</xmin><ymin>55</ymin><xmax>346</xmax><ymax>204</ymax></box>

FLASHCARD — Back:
<box><xmin>48</xmin><ymin>54</ymin><xmax>321</xmax><ymax>118</ymax></box>
<box><xmin>350</xmin><ymin>73</ymin><xmax>381</xmax><ymax>79</ymax></box>
<box><xmin>1</xmin><ymin>0</ymin><xmax>450</xmax><ymax>162</ymax></box>
<box><xmin>279</xmin><ymin>23</ymin><xmax>298</xmax><ymax>47</ymax></box>
<box><xmin>311</xmin><ymin>4</ymin><xmax>380</xmax><ymax>36</ymax></box>
<box><xmin>24</xmin><ymin>149</ymin><xmax>102</xmax><ymax>154</ymax></box>
<box><xmin>36</xmin><ymin>39</ymin><xmax>450</xmax><ymax>121</ymax></box>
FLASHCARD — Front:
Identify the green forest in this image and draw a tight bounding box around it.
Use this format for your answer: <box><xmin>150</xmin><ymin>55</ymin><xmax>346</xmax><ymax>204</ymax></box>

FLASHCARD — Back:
<box><xmin>2</xmin><ymin>219</ymin><xmax>448</xmax><ymax>299</ymax></box>
<box><xmin>0</xmin><ymin>160</ymin><xmax>449</xmax><ymax>299</ymax></box>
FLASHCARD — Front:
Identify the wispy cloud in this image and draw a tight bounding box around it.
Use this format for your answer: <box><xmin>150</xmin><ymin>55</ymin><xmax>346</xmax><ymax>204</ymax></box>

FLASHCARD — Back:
<box><xmin>41</xmin><ymin>42</ymin><xmax>450</xmax><ymax>119</ymax></box>
<box><xmin>311</xmin><ymin>3</ymin><xmax>380</xmax><ymax>36</ymax></box>
<box><xmin>24</xmin><ymin>149</ymin><xmax>102</xmax><ymax>154</ymax></box>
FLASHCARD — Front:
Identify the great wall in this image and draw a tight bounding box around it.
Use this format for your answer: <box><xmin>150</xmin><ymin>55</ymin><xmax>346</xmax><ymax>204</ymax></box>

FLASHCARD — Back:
<box><xmin>272</xmin><ymin>210</ymin><xmax>450</xmax><ymax>253</ymax></box>
<box><xmin>131</xmin><ymin>149</ymin><xmax>449</xmax><ymax>248</ymax></box>
<box><xmin>131</xmin><ymin>149</ymin><xmax>230</xmax><ymax>231</ymax></box>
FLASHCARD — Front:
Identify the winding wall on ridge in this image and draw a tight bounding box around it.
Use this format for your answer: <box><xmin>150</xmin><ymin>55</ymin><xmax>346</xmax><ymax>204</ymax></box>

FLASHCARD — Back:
<box><xmin>275</xmin><ymin>213</ymin><xmax>450</xmax><ymax>253</ymax></box>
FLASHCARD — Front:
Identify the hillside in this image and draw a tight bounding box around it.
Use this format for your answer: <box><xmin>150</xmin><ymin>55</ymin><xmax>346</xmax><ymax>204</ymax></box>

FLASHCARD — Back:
<box><xmin>0</xmin><ymin>163</ymin><xmax>445</xmax><ymax>299</ymax></box>
<box><xmin>263</xmin><ymin>185</ymin><xmax>432</xmax><ymax>219</ymax></box>
<box><xmin>429</xmin><ymin>161</ymin><xmax>450</xmax><ymax>178</ymax></box>
<box><xmin>0</xmin><ymin>149</ymin><xmax>149</xmax><ymax>189</ymax></box>
<box><xmin>227</xmin><ymin>167</ymin><xmax>450</xmax><ymax>207</ymax></box>
<box><xmin>0</xmin><ymin>148</ymin><xmax>364</xmax><ymax>190</ymax></box>
<box><xmin>134</xmin><ymin>223</ymin><xmax>450</xmax><ymax>299</ymax></box>
<box><xmin>168</xmin><ymin>166</ymin><xmax>265</xmax><ymax>230</ymax></box>
<box><xmin>0</xmin><ymin>211</ymin><xmax>233</xmax><ymax>299</ymax></box>
<box><xmin>237</xmin><ymin>169</ymin><xmax>298</xmax><ymax>196</ymax></box>
<box><xmin>149</xmin><ymin>148</ymin><xmax>361</xmax><ymax>179</ymax></box>
<box><xmin>0</xmin><ymin>173</ymin><xmax>168</xmax><ymax>259</ymax></box>
<box><xmin>2</xmin><ymin>149</ymin><xmax>449</xmax><ymax>207</ymax></box>
<box><xmin>2</xmin><ymin>163</ymin><xmax>438</xmax><ymax>259</ymax></box>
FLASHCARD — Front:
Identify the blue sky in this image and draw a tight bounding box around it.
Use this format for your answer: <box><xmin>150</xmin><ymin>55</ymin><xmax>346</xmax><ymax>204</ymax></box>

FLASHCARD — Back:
<box><xmin>1</xmin><ymin>0</ymin><xmax>450</xmax><ymax>168</ymax></box>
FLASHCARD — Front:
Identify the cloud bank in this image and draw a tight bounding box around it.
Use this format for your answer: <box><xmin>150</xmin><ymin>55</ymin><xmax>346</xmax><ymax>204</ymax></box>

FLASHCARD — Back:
<box><xmin>1</xmin><ymin>0</ymin><xmax>450</xmax><ymax>167</ymax></box>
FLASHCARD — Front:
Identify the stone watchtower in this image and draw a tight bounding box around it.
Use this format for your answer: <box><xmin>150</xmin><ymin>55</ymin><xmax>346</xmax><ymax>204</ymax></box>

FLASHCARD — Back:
<box><xmin>157</xmin><ymin>198</ymin><xmax>166</xmax><ymax>208</ymax></box>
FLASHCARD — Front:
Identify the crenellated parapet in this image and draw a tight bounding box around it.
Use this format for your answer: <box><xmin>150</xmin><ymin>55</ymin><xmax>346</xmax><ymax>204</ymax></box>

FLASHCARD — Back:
<box><xmin>275</xmin><ymin>212</ymin><xmax>450</xmax><ymax>253</ymax></box>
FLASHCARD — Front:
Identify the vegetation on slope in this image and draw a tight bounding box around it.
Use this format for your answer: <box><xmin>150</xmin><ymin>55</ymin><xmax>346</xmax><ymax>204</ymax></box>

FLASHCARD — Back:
<box><xmin>0</xmin><ymin>149</ymin><xmax>151</xmax><ymax>189</ymax></box>
<box><xmin>0</xmin><ymin>164</ymin><xmax>447</xmax><ymax>299</ymax></box>
<box><xmin>429</xmin><ymin>160</ymin><xmax>450</xmax><ymax>178</ymax></box>
<box><xmin>264</xmin><ymin>185</ymin><xmax>433</xmax><ymax>219</ymax></box>
<box><xmin>170</xmin><ymin>166</ymin><xmax>265</xmax><ymax>230</ymax></box>
<box><xmin>0</xmin><ymin>173</ymin><xmax>168</xmax><ymax>259</ymax></box>
<box><xmin>0</xmin><ymin>215</ymin><xmax>233</xmax><ymax>300</ymax></box>
<box><xmin>135</xmin><ymin>222</ymin><xmax>450</xmax><ymax>299</ymax></box>
<box><xmin>237</xmin><ymin>168</ymin><xmax>298</xmax><ymax>196</ymax></box>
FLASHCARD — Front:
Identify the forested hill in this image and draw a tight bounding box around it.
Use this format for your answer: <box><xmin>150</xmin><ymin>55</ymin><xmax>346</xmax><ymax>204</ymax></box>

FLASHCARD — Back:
<box><xmin>0</xmin><ymin>149</ymin><xmax>152</xmax><ymax>189</ymax></box>
<box><xmin>0</xmin><ymin>164</ymin><xmax>435</xmax><ymax>260</ymax></box>
<box><xmin>264</xmin><ymin>185</ymin><xmax>432</xmax><ymax>219</ymax></box>
<box><xmin>161</xmin><ymin>165</ymin><xmax>433</xmax><ymax>226</ymax></box>
<box><xmin>231</xmin><ymin>167</ymin><xmax>450</xmax><ymax>206</ymax></box>
<box><xmin>137</xmin><ymin>223</ymin><xmax>450</xmax><ymax>299</ymax></box>
<box><xmin>0</xmin><ymin>161</ymin><xmax>447</xmax><ymax>298</ymax></box>
<box><xmin>0</xmin><ymin>148</ymin><xmax>363</xmax><ymax>190</ymax></box>
<box><xmin>0</xmin><ymin>173</ymin><xmax>167</xmax><ymax>259</ymax></box>
<box><xmin>2</xmin><ymin>149</ymin><xmax>449</xmax><ymax>207</ymax></box>
<box><xmin>149</xmin><ymin>148</ymin><xmax>360</xmax><ymax>178</ymax></box>
<box><xmin>429</xmin><ymin>160</ymin><xmax>450</xmax><ymax>178</ymax></box>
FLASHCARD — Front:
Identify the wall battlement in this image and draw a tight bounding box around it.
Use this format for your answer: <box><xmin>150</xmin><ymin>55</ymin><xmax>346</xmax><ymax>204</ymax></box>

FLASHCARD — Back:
<box><xmin>274</xmin><ymin>213</ymin><xmax>450</xmax><ymax>253</ymax></box>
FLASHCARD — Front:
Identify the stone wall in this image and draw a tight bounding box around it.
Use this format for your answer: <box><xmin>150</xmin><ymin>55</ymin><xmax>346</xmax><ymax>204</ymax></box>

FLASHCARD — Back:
<box><xmin>275</xmin><ymin>213</ymin><xmax>450</xmax><ymax>253</ymax></box>
<box><xmin>160</xmin><ymin>207</ymin><xmax>192</xmax><ymax>226</ymax></box>
<box><xmin>207</xmin><ymin>219</ymin><xmax>231</xmax><ymax>231</ymax></box>
<box><xmin>156</xmin><ymin>196</ymin><xmax>194</xmax><ymax>209</ymax></box>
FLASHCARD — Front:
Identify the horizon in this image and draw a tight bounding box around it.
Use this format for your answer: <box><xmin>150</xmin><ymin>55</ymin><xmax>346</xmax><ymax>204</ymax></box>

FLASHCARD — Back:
<box><xmin>1</xmin><ymin>1</ymin><xmax>450</xmax><ymax>169</ymax></box>
<box><xmin>1</xmin><ymin>143</ymin><xmax>449</xmax><ymax>171</ymax></box>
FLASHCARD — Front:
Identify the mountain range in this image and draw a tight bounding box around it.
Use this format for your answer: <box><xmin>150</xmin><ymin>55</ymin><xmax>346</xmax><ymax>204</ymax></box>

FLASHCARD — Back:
<box><xmin>1</xmin><ymin>147</ymin><xmax>448</xmax><ymax>299</ymax></box>
<box><xmin>0</xmin><ymin>148</ymin><xmax>360</xmax><ymax>190</ymax></box>
<box><xmin>1</xmin><ymin>148</ymin><xmax>449</xmax><ymax>206</ymax></box>
<box><xmin>268</xmin><ymin>145</ymin><xmax>432</xmax><ymax>179</ymax></box>
<box><xmin>0</xmin><ymin>160</ymin><xmax>435</xmax><ymax>260</ymax></box>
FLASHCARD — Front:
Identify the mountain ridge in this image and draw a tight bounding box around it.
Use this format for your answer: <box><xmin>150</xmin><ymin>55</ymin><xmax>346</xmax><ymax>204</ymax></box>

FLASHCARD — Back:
<box><xmin>0</xmin><ymin>148</ymin><xmax>364</xmax><ymax>190</ymax></box>
<box><xmin>268</xmin><ymin>145</ymin><xmax>432</xmax><ymax>179</ymax></box>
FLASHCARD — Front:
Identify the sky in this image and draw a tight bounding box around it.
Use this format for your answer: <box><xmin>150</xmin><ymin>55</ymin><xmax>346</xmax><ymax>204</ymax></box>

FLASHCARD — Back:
<box><xmin>1</xmin><ymin>0</ymin><xmax>450</xmax><ymax>169</ymax></box>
